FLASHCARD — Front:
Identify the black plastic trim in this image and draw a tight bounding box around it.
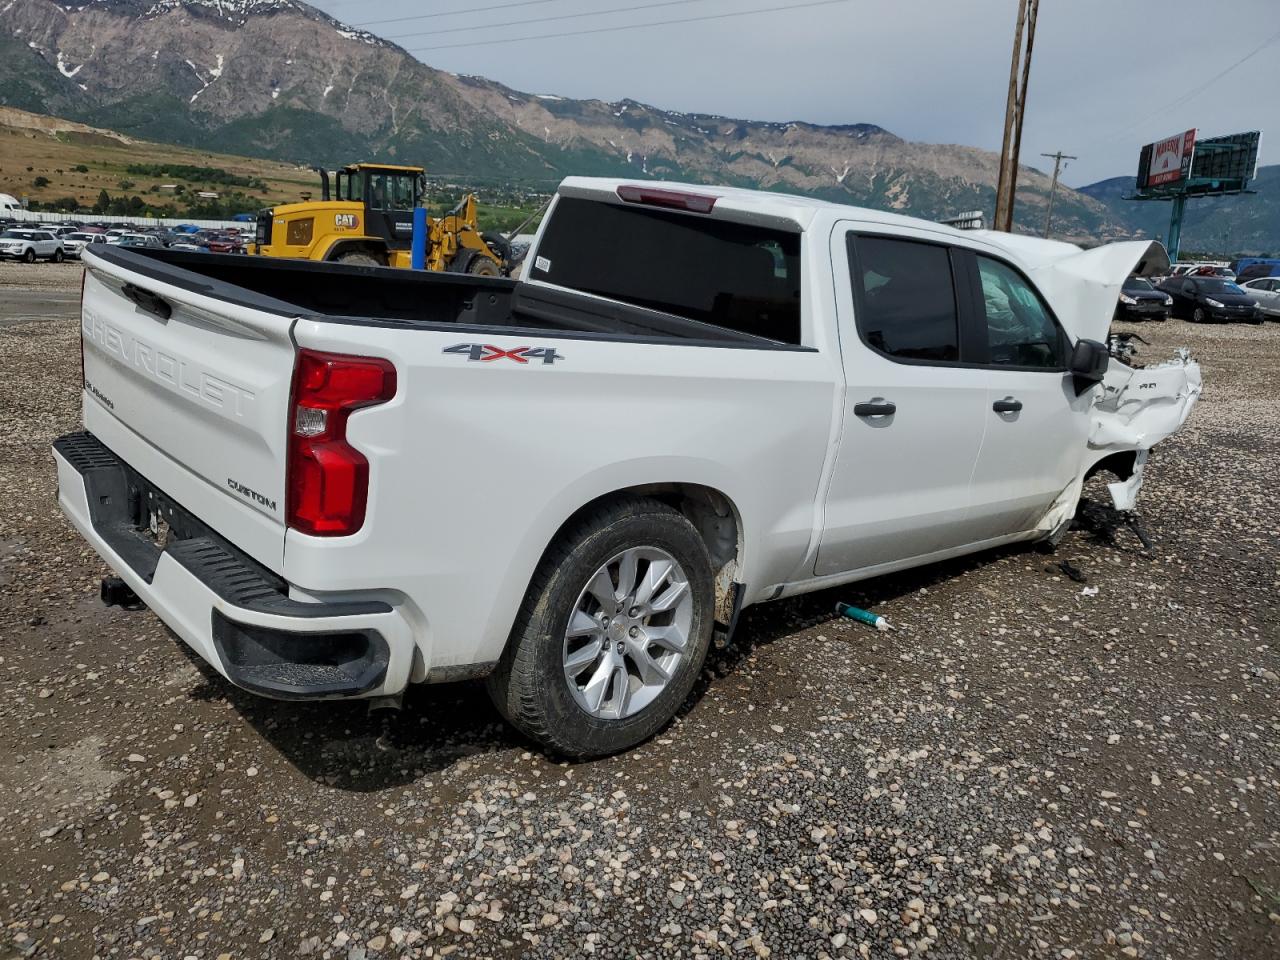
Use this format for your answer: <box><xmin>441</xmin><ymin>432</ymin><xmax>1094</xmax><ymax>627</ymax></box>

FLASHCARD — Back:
<box><xmin>53</xmin><ymin>431</ymin><xmax>390</xmax><ymax>618</ymax></box>
<box><xmin>211</xmin><ymin>610</ymin><xmax>389</xmax><ymax>699</ymax></box>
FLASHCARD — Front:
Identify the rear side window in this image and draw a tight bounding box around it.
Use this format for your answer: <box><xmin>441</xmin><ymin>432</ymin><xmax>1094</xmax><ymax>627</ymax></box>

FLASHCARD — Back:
<box><xmin>976</xmin><ymin>256</ymin><xmax>1067</xmax><ymax>368</ymax></box>
<box><xmin>530</xmin><ymin>197</ymin><xmax>802</xmax><ymax>344</ymax></box>
<box><xmin>849</xmin><ymin>235</ymin><xmax>959</xmax><ymax>363</ymax></box>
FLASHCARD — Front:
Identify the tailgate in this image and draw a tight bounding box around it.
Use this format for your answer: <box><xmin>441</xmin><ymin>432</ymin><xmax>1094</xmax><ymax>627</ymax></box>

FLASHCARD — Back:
<box><xmin>78</xmin><ymin>248</ymin><xmax>297</xmax><ymax>571</ymax></box>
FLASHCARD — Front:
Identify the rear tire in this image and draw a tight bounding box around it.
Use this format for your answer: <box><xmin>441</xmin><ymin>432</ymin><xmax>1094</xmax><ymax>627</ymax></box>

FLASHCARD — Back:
<box><xmin>487</xmin><ymin>497</ymin><xmax>715</xmax><ymax>759</ymax></box>
<box><xmin>334</xmin><ymin>250</ymin><xmax>383</xmax><ymax>268</ymax></box>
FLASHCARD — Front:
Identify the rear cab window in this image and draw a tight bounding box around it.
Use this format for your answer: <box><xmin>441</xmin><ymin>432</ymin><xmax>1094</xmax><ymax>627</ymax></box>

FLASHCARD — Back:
<box><xmin>529</xmin><ymin>196</ymin><xmax>803</xmax><ymax>345</ymax></box>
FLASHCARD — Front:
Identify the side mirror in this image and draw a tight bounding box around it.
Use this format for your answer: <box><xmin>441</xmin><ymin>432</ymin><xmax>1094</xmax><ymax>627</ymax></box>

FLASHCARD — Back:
<box><xmin>1069</xmin><ymin>338</ymin><xmax>1109</xmax><ymax>393</ymax></box>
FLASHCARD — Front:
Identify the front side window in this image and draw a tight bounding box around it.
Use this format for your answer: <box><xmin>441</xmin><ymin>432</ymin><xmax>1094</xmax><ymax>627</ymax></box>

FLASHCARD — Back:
<box><xmin>850</xmin><ymin>235</ymin><xmax>959</xmax><ymax>363</ymax></box>
<box><xmin>976</xmin><ymin>256</ymin><xmax>1066</xmax><ymax>368</ymax></box>
<box><xmin>389</xmin><ymin>175</ymin><xmax>416</xmax><ymax>210</ymax></box>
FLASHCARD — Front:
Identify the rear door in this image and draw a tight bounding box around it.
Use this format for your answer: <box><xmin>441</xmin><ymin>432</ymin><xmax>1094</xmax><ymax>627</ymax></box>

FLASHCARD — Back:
<box><xmin>960</xmin><ymin>251</ymin><xmax>1090</xmax><ymax>540</ymax></box>
<box><xmin>816</xmin><ymin>225</ymin><xmax>989</xmax><ymax>575</ymax></box>
<box><xmin>79</xmin><ymin>249</ymin><xmax>298</xmax><ymax>570</ymax></box>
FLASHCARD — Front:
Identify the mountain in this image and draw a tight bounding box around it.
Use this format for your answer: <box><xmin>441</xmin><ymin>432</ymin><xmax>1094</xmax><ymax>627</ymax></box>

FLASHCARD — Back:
<box><xmin>1078</xmin><ymin>166</ymin><xmax>1280</xmax><ymax>256</ymax></box>
<box><xmin>0</xmin><ymin>0</ymin><xmax>1122</xmax><ymax>237</ymax></box>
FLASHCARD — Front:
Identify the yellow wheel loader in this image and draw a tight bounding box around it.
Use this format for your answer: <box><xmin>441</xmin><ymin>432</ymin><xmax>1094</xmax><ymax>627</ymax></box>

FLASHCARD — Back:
<box><xmin>249</xmin><ymin>163</ymin><xmax>510</xmax><ymax>274</ymax></box>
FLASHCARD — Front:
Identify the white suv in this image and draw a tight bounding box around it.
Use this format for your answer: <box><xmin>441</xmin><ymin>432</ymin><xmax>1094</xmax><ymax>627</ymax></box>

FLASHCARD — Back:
<box><xmin>0</xmin><ymin>229</ymin><xmax>66</xmax><ymax>263</ymax></box>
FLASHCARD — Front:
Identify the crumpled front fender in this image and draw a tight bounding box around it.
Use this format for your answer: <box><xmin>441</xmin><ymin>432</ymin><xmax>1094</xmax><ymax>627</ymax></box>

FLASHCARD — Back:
<box><xmin>1090</xmin><ymin>352</ymin><xmax>1202</xmax><ymax>451</ymax></box>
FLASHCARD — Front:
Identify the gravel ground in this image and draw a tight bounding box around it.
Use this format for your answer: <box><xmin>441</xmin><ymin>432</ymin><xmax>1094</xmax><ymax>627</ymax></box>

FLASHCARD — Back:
<box><xmin>1</xmin><ymin>263</ymin><xmax>1277</xmax><ymax>960</ymax></box>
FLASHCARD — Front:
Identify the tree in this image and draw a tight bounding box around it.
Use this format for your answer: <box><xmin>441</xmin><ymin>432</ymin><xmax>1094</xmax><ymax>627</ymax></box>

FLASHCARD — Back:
<box><xmin>92</xmin><ymin>189</ymin><xmax>111</xmax><ymax>214</ymax></box>
<box><xmin>33</xmin><ymin>176</ymin><xmax>49</xmax><ymax>188</ymax></box>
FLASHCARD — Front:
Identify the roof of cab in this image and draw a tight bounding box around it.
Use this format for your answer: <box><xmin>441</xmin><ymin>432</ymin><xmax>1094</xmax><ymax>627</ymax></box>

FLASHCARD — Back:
<box><xmin>343</xmin><ymin>163</ymin><xmax>425</xmax><ymax>173</ymax></box>
<box><xmin>557</xmin><ymin>176</ymin><xmax>983</xmax><ymax>238</ymax></box>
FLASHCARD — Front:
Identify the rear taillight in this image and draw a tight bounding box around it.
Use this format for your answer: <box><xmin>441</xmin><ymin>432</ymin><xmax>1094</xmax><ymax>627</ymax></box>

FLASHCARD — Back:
<box><xmin>286</xmin><ymin>349</ymin><xmax>397</xmax><ymax>537</ymax></box>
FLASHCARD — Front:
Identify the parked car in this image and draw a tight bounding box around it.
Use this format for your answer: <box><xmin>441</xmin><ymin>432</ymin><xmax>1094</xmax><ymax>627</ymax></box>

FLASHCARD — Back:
<box><xmin>167</xmin><ymin>237</ymin><xmax>210</xmax><ymax>253</ymax></box>
<box><xmin>0</xmin><ymin>228</ymin><xmax>66</xmax><ymax>262</ymax></box>
<box><xmin>63</xmin><ymin>232</ymin><xmax>109</xmax><ymax>258</ymax></box>
<box><xmin>57</xmin><ymin>178</ymin><xmax>1202</xmax><ymax>757</ymax></box>
<box><xmin>200</xmin><ymin>231</ymin><xmax>244</xmax><ymax>254</ymax></box>
<box><xmin>1115</xmin><ymin>276</ymin><xmax>1172</xmax><ymax>321</ymax></box>
<box><xmin>104</xmin><ymin>229</ymin><xmax>132</xmax><ymax>244</ymax></box>
<box><xmin>116</xmin><ymin>233</ymin><xmax>165</xmax><ymax>249</ymax></box>
<box><xmin>1159</xmin><ymin>275</ymin><xmax>1262</xmax><ymax>323</ymax></box>
<box><xmin>1239</xmin><ymin>277</ymin><xmax>1280</xmax><ymax>319</ymax></box>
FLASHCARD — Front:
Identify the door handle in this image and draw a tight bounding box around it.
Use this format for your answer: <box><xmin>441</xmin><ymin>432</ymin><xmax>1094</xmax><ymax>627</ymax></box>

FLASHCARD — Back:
<box><xmin>992</xmin><ymin>397</ymin><xmax>1023</xmax><ymax>413</ymax></box>
<box><xmin>854</xmin><ymin>399</ymin><xmax>896</xmax><ymax>418</ymax></box>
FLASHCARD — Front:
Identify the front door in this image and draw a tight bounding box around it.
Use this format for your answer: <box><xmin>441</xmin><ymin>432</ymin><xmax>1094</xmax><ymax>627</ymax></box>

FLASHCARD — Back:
<box><xmin>365</xmin><ymin>171</ymin><xmax>417</xmax><ymax>251</ymax></box>
<box><xmin>816</xmin><ymin>225</ymin><xmax>990</xmax><ymax>576</ymax></box>
<box><xmin>961</xmin><ymin>252</ymin><xmax>1090</xmax><ymax>541</ymax></box>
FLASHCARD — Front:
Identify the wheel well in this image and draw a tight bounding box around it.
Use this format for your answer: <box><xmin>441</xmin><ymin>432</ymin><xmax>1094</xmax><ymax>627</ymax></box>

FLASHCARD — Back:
<box><xmin>1084</xmin><ymin>450</ymin><xmax>1138</xmax><ymax>483</ymax></box>
<box><xmin>325</xmin><ymin>239</ymin><xmax>388</xmax><ymax>264</ymax></box>
<box><xmin>551</xmin><ymin>485</ymin><xmax>743</xmax><ymax>625</ymax></box>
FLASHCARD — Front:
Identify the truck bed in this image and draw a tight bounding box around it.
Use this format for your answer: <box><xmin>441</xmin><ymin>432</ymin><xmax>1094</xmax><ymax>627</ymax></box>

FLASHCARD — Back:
<box><xmin>96</xmin><ymin>247</ymin><xmax>799</xmax><ymax>350</ymax></box>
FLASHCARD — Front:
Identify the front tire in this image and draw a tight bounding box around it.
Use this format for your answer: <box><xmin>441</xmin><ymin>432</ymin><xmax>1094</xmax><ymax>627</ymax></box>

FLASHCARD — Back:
<box><xmin>487</xmin><ymin>497</ymin><xmax>715</xmax><ymax>758</ymax></box>
<box><xmin>450</xmin><ymin>249</ymin><xmax>502</xmax><ymax>277</ymax></box>
<box><xmin>52</xmin><ymin>249</ymin><xmax>64</xmax><ymax>263</ymax></box>
<box><xmin>334</xmin><ymin>250</ymin><xmax>383</xmax><ymax>268</ymax></box>
<box><xmin>22</xmin><ymin>249</ymin><xmax>35</xmax><ymax>264</ymax></box>
<box><xmin>1192</xmin><ymin>307</ymin><xmax>1205</xmax><ymax>323</ymax></box>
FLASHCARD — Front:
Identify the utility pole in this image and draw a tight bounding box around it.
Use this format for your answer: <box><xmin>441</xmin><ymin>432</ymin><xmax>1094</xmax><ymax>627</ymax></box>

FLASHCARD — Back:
<box><xmin>994</xmin><ymin>0</ymin><xmax>1040</xmax><ymax>232</ymax></box>
<box><xmin>1040</xmin><ymin>150</ymin><xmax>1076</xmax><ymax>238</ymax></box>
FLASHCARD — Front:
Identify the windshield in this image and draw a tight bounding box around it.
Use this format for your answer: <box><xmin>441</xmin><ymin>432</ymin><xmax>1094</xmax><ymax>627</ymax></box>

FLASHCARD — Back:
<box><xmin>1123</xmin><ymin>277</ymin><xmax>1153</xmax><ymax>291</ymax></box>
<box><xmin>1199</xmin><ymin>279</ymin><xmax>1243</xmax><ymax>294</ymax></box>
<box><xmin>68</xmin><ymin>233</ymin><xmax>92</xmax><ymax>241</ymax></box>
<box><xmin>1</xmin><ymin>230</ymin><xmax>32</xmax><ymax>239</ymax></box>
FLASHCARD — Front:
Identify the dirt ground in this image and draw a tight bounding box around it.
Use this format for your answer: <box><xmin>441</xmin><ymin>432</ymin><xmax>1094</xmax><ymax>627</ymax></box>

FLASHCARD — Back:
<box><xmin>0</xmin><ymin>260</ymin><xmax>1277</xmax><ymax>960</ymax></box>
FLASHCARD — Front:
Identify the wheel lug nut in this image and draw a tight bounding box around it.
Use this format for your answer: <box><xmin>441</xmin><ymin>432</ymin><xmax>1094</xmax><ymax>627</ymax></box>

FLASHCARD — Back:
<box><xmin>602</xmin><ymin>616</ymin><xmax>610</xmax><ymax>626</ymax></box>
<box><xmin>628</xmin><ymin>606</ymin><xmax>641</xmax><ymax>617</ymax></box>
<box><xmin>628</xmin><ymin>626</ymin><xmax>639</xmax><ymax>637</ymax></box>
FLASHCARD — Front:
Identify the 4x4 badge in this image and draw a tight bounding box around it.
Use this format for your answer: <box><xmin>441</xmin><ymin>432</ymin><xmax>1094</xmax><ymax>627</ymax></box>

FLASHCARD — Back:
<box><xmin>443</xmin><ymin>343</ymin><xmax>563</xmax><ymax>365</ymax></box>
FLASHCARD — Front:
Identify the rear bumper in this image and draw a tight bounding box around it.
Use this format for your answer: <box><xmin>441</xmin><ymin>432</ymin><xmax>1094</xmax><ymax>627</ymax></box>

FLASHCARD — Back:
<box><xmin>53</xmin><ymin>431</ymin><xmax>416</xmax><ymax>700</ymax></box>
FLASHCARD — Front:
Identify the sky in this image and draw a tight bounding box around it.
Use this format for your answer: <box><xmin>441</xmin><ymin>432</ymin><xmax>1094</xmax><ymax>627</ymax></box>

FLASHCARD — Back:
<box><xmin>307</xmin><ymin>0</ymin><xmax>1280</xmax><ymax>188</ymax></box>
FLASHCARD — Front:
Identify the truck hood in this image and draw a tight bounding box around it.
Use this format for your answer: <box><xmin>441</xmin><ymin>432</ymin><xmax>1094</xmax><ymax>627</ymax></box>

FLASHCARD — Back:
<box><xmin>973</xmin><ymin>233</ymin><xmax>1171</xmax><ymax>344</ymax></box>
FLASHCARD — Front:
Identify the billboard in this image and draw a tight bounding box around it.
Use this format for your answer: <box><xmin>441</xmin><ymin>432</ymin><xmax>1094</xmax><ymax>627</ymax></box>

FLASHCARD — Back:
<box><xmin>1190</xmin><ymin>131</ymin><xmax>1261</xmax><ymax>184</ymax></box>
<box><xmin>1138</xmin><ymin>128</ymin><xmax>1196</xmax><ymax>188</ymax></box>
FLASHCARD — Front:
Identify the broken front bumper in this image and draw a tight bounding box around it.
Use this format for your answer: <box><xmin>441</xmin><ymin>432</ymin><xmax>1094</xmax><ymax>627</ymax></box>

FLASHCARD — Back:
<box><xmin>1089</xmin><ymin>352</ymin><xmax>1203</xmax><ymax>510</ymax></box>
<box><xmin>52</xmin><ymin>431</ymin><xmax>416</xmax><ymax>700</ymax></box>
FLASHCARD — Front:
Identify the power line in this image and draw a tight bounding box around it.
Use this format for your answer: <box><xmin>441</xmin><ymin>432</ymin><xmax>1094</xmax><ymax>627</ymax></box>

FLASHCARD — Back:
<box><xmin>382</xmin><ymin>0</ymin><xmax>717</xmax><ymax>41</ymax></box>
<box><xmin>400</xmin><ymin>0</ymin><xmax>852</xmax><ymax>53</ymax></box>
<box><xmin>1082</xmin><ymin>25</ymin><xmax>1280</xmax><ymax>151</ymax></box>
<box><xmin>354</xmin><ymin>0</ymin><xmax>562</xmax><ymax>28</ymax></box>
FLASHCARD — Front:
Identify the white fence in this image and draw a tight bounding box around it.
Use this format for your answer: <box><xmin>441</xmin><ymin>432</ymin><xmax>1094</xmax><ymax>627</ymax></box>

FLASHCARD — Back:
<box><xmin>10</xmin><ymin>209</ymin><xmax>247</xmax><ymax>231</ymax></box>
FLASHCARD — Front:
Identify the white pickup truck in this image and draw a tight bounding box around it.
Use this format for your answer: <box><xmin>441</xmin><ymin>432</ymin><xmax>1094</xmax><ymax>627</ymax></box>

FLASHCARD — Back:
<box><xmin>55</xmin><ymin>178</ymin><xmax>1201</xmax><ymax>757</ymax></box>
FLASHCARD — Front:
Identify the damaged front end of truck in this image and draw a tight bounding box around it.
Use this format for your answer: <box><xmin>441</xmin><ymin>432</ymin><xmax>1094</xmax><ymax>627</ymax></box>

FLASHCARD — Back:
<box><xmin>991</xmin><ymin>235</ymin><xmax>1204</xmax><ymax>542</ymax></box>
